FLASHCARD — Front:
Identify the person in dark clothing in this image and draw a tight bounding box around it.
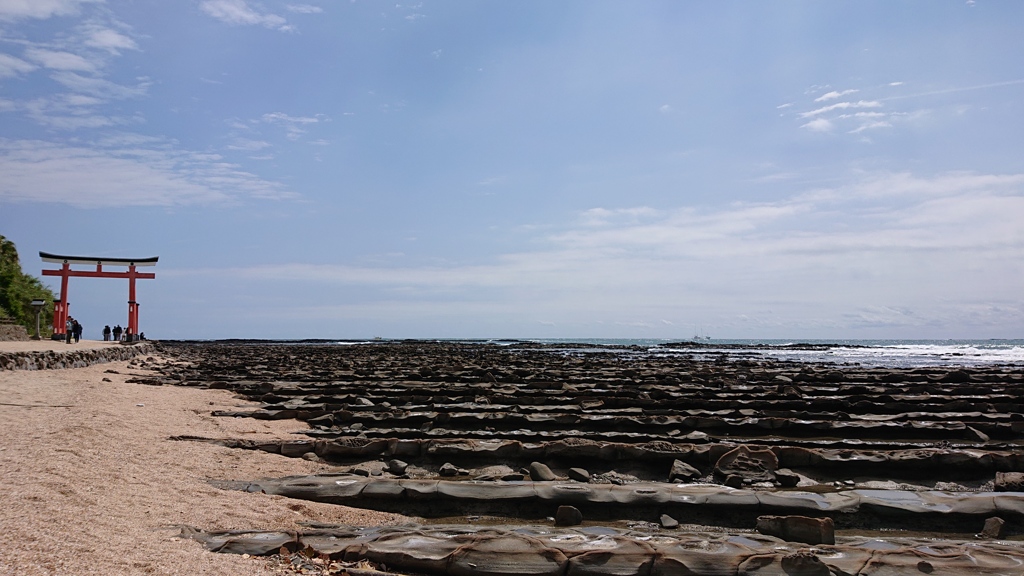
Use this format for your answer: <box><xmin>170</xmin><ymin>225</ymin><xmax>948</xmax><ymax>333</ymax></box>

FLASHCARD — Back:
<box><xmin>103</xmin><ymin>325</ymin><xmax>111</xmax><ymax>341</ymax></box>
<box><xmin>113</xmin><ymin>325</ymin><xmax>122</xmax><ymax>342</ymax></box>
<box><xmin>72</xmin><ymin>320</ymin><xmax>82</xmax><ymax>343</ymax></box>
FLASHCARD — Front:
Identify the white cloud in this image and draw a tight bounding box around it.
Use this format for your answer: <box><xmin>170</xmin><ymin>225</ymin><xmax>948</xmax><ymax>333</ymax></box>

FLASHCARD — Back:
<box><xmin>799</xmin><ymin>100</ymin><xmax>883</xmax><ymax>118</ymax></box>
<box><xmin>800</xmin><ymin>117</ymin><xmax>833</xmax><ymax>132</ymax></box>
<box><xmin>49</xmin><ymin>71</ymin><xmax>149</xmax><ymax>99</ymax></box>
<box><xmin>24</xmin><ymin>48</ymin><xmax>96</xmax><ymax>72</ymax></box>
<box><xmin>259</xmin><ymin>111</ymin><xmax>321</xmax><ymax>139</ymax></box>
<box><xmin>80</xmin><ymin>24</ymin><xmax>139</xmax><ymax>54</ymax></box>
<box><xmin>579</xmin><ymin>206</ymin><xmax>660</xmax><ymax>226</ymax></box>
<box><xmin>200</xmin><ymin>0</ymin><xmax>290</xmax><ymax>30</ymax></box>
<box><xmin>193</xmin><ymin>171</ymin><xmax>1024</xmax><ymax>336</ymax></box>
<box><xmin>0</xmin><ymin>0</ymin><xmax>100</xmax><ymax>21</ymax></box>
<box><xmin>228</xmin><ymin>138</ymin><xmax>272</xmax><ymax>151</ymax></box>
<box><xmin>261</xmin><ymin>112</ymin><xmax>320</xmax><ymax>125</ymax></box>
<box><xmin>814</xmin><ymin>89</ymin><xmax>859</xmax><ymax>102</ymax></box>
<box><xmin>0</xmin><ymin>137</ymin><xmax>296</xmax><ymax>207</ymax></box>
<box><xmin>286</xmin><ymin>4</ymin><xmax>323</xmax><ymax>13</ymax></box>
<box><xmin>0</xmin><ymin>53</ymin><xmax>36</xmax><ymax>77</ymax></box>
<box><xmin>849</xmin><ymin>120</ymin><xmax>892</xmax><ymax>134</ymax></box>
<box><xmin>14</xmin><ymin>93</ymin><xmax>134</xmax><ymax>130</ymax></box>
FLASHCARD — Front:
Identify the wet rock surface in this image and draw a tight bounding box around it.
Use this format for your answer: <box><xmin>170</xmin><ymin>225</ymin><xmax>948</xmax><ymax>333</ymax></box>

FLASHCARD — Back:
<box><xmin>145</xmin><ymin>340</ymin><xmax>1024</xmax><ymax>572</ymax></box>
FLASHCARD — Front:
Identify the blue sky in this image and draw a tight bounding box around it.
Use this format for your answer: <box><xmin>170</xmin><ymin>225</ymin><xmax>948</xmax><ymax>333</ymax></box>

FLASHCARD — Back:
<box><xmin>1</xmin><ymin>1</ymin><xmax>1023</xmax><ymax>340</ymax></box>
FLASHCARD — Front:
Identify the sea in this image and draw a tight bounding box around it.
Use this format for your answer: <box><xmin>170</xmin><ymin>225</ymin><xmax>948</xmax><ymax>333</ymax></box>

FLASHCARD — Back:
<box><xmin>522</xmin><ymin>338</ymin><xmax>1024</xmax><ymax>369</ymax></box>
<box><xmin>325</xmin><ymin>338</ymin><xmax>1024</xmax><ymax>369</ymax></box>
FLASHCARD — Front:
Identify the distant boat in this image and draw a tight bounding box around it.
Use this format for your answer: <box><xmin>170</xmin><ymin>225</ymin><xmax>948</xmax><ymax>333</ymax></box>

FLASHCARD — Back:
<box><xmin>693</xmin><ymin>326</ymin><xmax>711</xmax><ymax>341</ymax></box>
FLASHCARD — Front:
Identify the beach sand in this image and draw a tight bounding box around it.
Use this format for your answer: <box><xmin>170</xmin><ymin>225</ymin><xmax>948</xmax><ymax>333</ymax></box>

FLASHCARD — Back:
<box><xmin>0</xmin><ymin>340</ymin><xmax>409</xmax><ymax>575</ymax></box>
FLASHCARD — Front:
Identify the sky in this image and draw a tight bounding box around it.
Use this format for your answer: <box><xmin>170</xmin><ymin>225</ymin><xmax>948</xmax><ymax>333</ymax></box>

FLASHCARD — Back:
<box><xmin>1</xmin><ymin>0</ymin><xmax>1023</xmax><ymax>340</ymax></box>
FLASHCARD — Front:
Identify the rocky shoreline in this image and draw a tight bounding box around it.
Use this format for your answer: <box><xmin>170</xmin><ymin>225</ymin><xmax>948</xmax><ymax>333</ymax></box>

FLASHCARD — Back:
<box><xmin>140</xmin><ymin>340</ymin><xmax>1024</xmax><ymax>574</ymax></box>
<box><xmin>0</xmin><ymin>341</ymin><xmax>156</xmax><ymax>371</ymax></box>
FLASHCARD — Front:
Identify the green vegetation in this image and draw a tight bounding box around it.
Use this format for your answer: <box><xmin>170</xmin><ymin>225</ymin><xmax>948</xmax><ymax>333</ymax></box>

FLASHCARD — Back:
<box><xmin>0</xmin><ymin>235</ymin><xmax>55</xmax><ymax>335</ymax></box>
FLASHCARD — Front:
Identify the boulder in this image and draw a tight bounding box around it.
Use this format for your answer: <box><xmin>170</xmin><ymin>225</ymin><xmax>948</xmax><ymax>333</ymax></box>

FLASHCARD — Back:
<box><xmin>555</xmin><ymin>505</ymin><xmax>583</xmax><ymax>526</ymax></box>
<box><xmin>567</xmin><ymin>467</ymin><xmax>591</xmax><ymax>482</ymax></box>
<box><xmin>724</xmin><ymin>474</ymin><xmax>744</xmax><ymax>488</ymax></box>
<box><xmin>669</xmin><ymin>459</ymin><xmax>702</xmax><ymax>482</ymax></box>
<box><xmin>774</xmin><ymin>468</ymin><xmax>800</xmax><ymax>487</ymax></box>
<box><xmin>980</xmin><ymin>517</ymin><xmax>1006</xmax><ymax>539</ymax></box>
<box><xmin>529</xmin><ymin>462</ymin><xmax>558</xmax><ymax>481</ymax></box>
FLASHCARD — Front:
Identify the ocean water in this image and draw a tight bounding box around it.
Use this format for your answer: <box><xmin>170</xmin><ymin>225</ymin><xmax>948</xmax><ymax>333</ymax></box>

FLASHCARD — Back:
<box><xmin>521</xmin><ymin>338</ymin><xmax>1024</xmax><ymax>369</ymax></box>
<box><xmin>315</xmin><ymin>337</ymin><xmax>1024</xmax><ymax>369</ymax></box>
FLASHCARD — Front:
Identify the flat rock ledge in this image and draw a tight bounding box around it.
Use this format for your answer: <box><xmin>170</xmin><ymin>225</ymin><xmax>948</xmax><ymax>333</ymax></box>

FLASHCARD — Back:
<box><xmin>0</xmin><ymin>342</ymin><xmax>156</xmax><ymax>371</ymax></box>
<box><xmin>182</xmin><ymin>523</ymin><xmax>1024</xmax><ymax>575</ymax></box>
<box><xmin>213</xmin><ymin>474</ymin><xmax>1024</xmax><ymax>530</ymax></box>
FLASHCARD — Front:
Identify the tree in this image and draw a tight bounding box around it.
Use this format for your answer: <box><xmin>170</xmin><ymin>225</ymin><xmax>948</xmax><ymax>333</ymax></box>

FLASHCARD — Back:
<box><xmin>0</xmin><ymin>235</ymin><xmax>56</xmax><ymax>335</ymax></box>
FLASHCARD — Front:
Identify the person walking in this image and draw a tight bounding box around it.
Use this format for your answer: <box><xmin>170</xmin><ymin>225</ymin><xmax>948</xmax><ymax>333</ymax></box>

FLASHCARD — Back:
<box><xmin>113</xmin><ymin>325</ymin><xmax>122</xmax><ymax>342</ymax></box>
<box><xmin>103</xmin><ymin>325</ymin><xmax>111</xmax><ymax>341</ymax></box>
<box><xmin>72</xmin><ymin>320</ymin><xmax>82</xmax><ymax>343</ymax></box>
<box><xmin>65</xmin><ymin>317</ymin><xmax>73</xmax><ymax>344</ymax></box>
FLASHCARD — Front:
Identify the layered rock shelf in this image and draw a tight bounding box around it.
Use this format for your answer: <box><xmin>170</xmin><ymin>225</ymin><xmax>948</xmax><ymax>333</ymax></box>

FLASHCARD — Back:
<box><xmin>143</xmin><ymin>340</ymin><xmax>1024</xmax><ymax>573</ymax></box>
<box><xmin>184</xmin><ymin>523</ymin><xmax>1024</xmax><ymax>576</ymax></box>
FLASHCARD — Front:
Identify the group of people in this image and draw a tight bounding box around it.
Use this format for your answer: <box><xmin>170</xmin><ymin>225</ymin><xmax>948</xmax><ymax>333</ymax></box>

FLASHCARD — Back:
<box><xmin>64</xmin><ymin>317</ymin><xmax>83</xmax><ymax>343</ymax></box>
<box><xmin>103</xmin><ymin>324</ymin><xmax>125</xmax><ymax>341</ymax></box>
<box><xmin>60</xmin><ymin>321</ymin><xmax>146</xmax><ymax>342</ymax></box>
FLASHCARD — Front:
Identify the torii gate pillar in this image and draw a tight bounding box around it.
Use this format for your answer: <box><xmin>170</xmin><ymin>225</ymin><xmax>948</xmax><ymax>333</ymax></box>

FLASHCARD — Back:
<box><xmin>40</xmin><ymin>252</ymin><xmax>158</xmax><ymax>341</ymax></box>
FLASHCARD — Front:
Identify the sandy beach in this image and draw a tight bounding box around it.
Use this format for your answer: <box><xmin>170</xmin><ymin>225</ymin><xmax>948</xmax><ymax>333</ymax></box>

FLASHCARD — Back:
<box><xmin>0</xmin><ymin>340</ymin><xmax>408</xmax><ymax>576</ymax></box>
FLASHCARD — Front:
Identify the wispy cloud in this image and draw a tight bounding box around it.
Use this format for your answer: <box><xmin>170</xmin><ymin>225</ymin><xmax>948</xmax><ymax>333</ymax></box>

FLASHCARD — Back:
<box><xmin>800</xmin><ymin>117</ymin><xmax>833</xmax><ymax>132</ymax></box>
<box><xmin>190</xmin><ymin>171</ymin><xmax>1024</xmax><ymax>334</ymax></box>
<box><xmin>799</xmin><ymin>100</ymin><xmax>882</xmax><ymax>118</ymax></box>
<box><xmin>227</xmin><ymin>138</ymin><xmax>272</xmax><ymax>151</ymax></box>
<box><xmin>814</xmin><ymin>89</ymin><xmax>858</xmax><ymax>102</ymax></box>
<box><xmin>286</xmin><ymin>4</ymin><xmax>323</xmax><ymax>14</ymax></box>
<box><xmin>259</xmin><ymin>111</ymin><xmax>322</xmax><ymax>140</ymax></box>
<box><xmin>0</xmin><ymin>8</ymin><xmax>145</xmax><ymax>131</ymax></box>
<box><xmin>790</xmin><ymin>78</ymin><xmax>1024</xmax><ymax>137</ymax></box>
<box><xmin>24</xmin><ymin>48</ymin><xmax>97</xmax><ymax>72</ymax></box>
<box><xmin>200</xmin><ymin>0</ymin><xmax>291</xmax><ymax>31</ymax></box>
<box><xmin>79</xmin><ymin>22</ymin><xmax>139</xmax><ymax>54</ymax></box>
<box><xmin>0</xmin><ymin>53</ymin><xmax>36</xmax><ymax>77</ymax></box>
<box><xmin>880</xmin><ymin>78</ymin><xmax>1024</xmax><ymax>102</ymax></box>
<box><xmin>50</xmin><ymin>71</ymin><xmax>149</xmax><ymax>100</ymax></box>
<box><xmin>0</xmin><ymin>137</ymin><xmax>296</xmax><ymax>207</ymax></box>
<box><xmin>0</xmin><ymin>0</ymin><xmax>101</xmax><ymax>21</ymax></box>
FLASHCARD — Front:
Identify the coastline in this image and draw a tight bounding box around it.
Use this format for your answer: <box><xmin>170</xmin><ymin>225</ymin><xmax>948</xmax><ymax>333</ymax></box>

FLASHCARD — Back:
<box><xmin>0</xmin><ymin>340</ymin><xmax>409</xmax><ymax>576</ymax></box>
<box><xmin>7</xmin><ymin>338</ymin><xmax>1024</xmax><ymax>574</ymax></box>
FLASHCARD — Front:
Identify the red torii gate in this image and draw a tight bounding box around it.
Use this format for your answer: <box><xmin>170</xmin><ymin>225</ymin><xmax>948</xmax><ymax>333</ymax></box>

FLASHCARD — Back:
<box><xmin>40</xmin><ymin>252</ymin><xmax>158</xmax><ymax>341</ymax></box>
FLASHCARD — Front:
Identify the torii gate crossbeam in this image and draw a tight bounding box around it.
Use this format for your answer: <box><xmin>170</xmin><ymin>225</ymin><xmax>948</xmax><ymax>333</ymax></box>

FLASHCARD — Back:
<box><xmin>40</xmin><ymin>252</ymin><xmax>158</xmax><ymax>341</ymax></box>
